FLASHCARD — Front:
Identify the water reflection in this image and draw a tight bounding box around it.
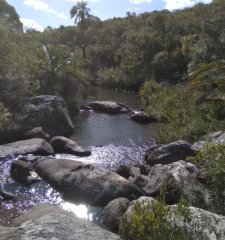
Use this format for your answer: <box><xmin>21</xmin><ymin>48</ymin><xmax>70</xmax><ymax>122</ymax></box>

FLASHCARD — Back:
<box><xmin>0</xmin><ymin>87</ymin><xmax>156</xmax><ymax>226</ymax></box>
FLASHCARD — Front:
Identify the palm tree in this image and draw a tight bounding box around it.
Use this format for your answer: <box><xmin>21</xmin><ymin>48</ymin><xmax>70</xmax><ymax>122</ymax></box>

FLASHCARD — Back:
<box><xmin>70</xmin><ymin>1</ymin><xmax>90</xmax><ymax>30</ymax></box>
<box><xmin>70</xmin><ymin>1</ymin><xmax>91</xmax><ymax>58</ymax></box>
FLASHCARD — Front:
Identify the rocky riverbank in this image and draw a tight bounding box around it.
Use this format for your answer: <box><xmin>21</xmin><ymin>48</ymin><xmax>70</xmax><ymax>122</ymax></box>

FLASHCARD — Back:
<box><xmin>0</xmin><ymin>95</ymin><xmax>224</xmax><ymax>239</ymax></box>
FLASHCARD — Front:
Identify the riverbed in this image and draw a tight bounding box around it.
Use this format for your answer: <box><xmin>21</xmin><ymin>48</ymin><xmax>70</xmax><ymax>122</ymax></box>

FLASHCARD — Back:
<box><xmin>0</xmin><ymin>87</ymin><xmax>155</xmax><ymax>226</ymax></box>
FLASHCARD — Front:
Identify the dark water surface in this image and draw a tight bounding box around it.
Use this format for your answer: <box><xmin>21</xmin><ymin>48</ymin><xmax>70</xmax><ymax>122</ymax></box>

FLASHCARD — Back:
<box><xmin>0</xmin><ymin>87</ymin><xmax>155</xmax><ymax>226</ymax></box>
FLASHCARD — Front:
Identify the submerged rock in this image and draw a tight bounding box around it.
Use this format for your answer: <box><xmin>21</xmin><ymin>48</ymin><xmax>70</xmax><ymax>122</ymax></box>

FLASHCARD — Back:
<box><xmin>130</xmin><ymin>111</ymin><xmax>156</xmax><ymax>124</ymax></box>
<box><xmin>0</xmin><ymin>189</ymin><xmax>16</xmax><ymax>201</ymax></box>
<box><xmin>35</xmin><ymin>157</ymin><xmax>143</xmax><ymax>206</ymax></box>
<box><xmin>10</xmin><ymin>160</ymin><xmax>40</xmax><ymax>185</ymax></box>
<box><xmin>145</xmin><ymin>140</ymin><xmax>194</xmax><ymax>166</ymax></box>
<box><xmin>0</xmin><ymin>204</ymin><xmax>121</xmax><ymax>240</ymax></box>
<box><xmin>50</xmin><ymin>136</ymin><xmax>91</xmax><ymax>157</ymax></box>
<box><xmin>0</xmin><ymin>138</ymin><xmax>54</xmax><ymax>159</ymax></box>
<box><xmin>22</xmin><ymin>95</ymin><xmax>74</xmax><ymax>137</ymax></box>
<box><xmin>89</xmin><ymin>101</ymin><xmax>130</xmax><ymax>114</ymax></box>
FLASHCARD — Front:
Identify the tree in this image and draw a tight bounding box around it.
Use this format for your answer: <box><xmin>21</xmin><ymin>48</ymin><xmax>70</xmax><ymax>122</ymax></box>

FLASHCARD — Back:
<box><xmin>70</xmin><ymin>1</ymin><xmax>90</xmax><ymax>30</ymax></box>
<box><xmin>70</xmin><ymin>1</ymin><xmax>91</xmax><ymax>58</ymax></box>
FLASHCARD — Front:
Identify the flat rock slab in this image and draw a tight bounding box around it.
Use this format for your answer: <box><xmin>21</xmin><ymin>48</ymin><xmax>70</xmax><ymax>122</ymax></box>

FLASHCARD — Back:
<box><xmin>89</xmin><ymin>101</ymin><xmax>130</xmax><ymax>114</ymax></box>
<box><xmin>0</xmin><ymin>138</ymin><xmax>54</xmax><ymax>159</ymax></box>
<box><xmin>35</xmin><ymin>157</ymin><xmax>143</xmax><ymax>206</ymax></box>
<box><xmin>0</xmin><ymin>204</ymin><xmax>121</xmax><ymax>240</ymax></box>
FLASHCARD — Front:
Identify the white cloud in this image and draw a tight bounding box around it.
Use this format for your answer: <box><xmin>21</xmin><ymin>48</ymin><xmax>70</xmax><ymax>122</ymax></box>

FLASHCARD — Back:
<box><xmin>24</xmin><ymin>0</ymin><xmax>48</xmax><ymax>10</ymax></box>
<box><xmin>130</xmin><ymin>0</ymin><xmax>153</xmax><ymax>4</ymax></box>
<box><xmin>23</xmin><ymin>0</ymin><xmax>69</xmax><ymax>20</ymax></box>
<box><xmin>65</xmin><ymin>0</ymin><xmax>100</xmax><ymax>2</ymax></box>
<box><xmin>20</xmin><ymin>17</ymin><xmax>44</xmax><ymax>32</ymax></box>
<box><xmin>164</xmin><ymin>0</ymin><xmax>212</xmax><ymax>11</ymax></box>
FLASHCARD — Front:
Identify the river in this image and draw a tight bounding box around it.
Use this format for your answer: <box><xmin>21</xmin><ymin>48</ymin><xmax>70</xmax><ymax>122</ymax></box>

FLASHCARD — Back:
<box><xmin>0</xmin><ymin>87</ymin><xmax>155</xmax><ymax>226</ymax></box>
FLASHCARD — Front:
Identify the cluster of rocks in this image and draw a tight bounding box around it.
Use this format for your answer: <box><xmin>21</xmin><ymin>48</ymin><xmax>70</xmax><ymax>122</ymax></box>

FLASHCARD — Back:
<box><xmin>0</xmin><ymin>95</ymin><xmax>224</xmax><ymax>239</ymax></box>
<box><xmin>82</xmin><ymin>100</ymin><xmax>162</xmax><ymax>124</ymax></box>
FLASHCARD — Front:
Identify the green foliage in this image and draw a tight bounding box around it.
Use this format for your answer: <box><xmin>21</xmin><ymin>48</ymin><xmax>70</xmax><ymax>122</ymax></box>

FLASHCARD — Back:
<box><xmin>120</xmin><ymin>197</ymin><xmax>192</xmax><ymax>240</ymax></box>
<box><xmin>188</xmin><ymin>144</ymin><xmax>225</xmax><ymax>214</ymax></box>
<box><xmin>140</xmin><ymin>81</ymin><xmax>221</xmax><ymax>143</ymax></box>
<box><xmin>0</xmin><ymin>0</ymin><xmax>22</xmax><ymax>31</ymax></box>
<box><xmin>0</xmin><ymin>102</ymin><xmax>11</xmax><ymax>128</ymax></box>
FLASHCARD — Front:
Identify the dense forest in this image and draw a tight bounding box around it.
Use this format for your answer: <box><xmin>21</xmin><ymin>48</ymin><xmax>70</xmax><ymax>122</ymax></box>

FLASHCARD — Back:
<box><xmin>0</xmin><ymin>0</ymin><xmax>224</xmax><ymax>142</ymax></box>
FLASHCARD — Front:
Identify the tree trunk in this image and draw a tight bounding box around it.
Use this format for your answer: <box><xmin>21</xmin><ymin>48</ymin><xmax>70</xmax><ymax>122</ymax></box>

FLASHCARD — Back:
<box><xmin>81</xmin><ymin>46</ymin><xmax>86</xmax><ymax>58</ymax></box>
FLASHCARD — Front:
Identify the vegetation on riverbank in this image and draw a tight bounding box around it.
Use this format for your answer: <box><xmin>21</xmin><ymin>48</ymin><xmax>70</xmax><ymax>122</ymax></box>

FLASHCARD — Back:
<box><xmin>140</xmin><ymin>80</ymin><xmax>224</xmax><ymax>143</ymax></box>
<box><xmin>0</xmin><ymin>0</ymin><xmax>225</xmax><ymax>120</ymax></box>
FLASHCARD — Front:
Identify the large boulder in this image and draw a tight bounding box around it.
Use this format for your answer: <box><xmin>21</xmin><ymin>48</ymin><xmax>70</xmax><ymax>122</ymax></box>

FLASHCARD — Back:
<box><xmin>50</xmin><ymin>136</ymin><xmax>91</xmax><ymax>157</ymax></box>
<box><xmin>170</xmin><ymin>205</ymin><xmax>225</xmax><ymax>240</ymax></box>
<box><xmin>132</xmin><ymin>160</ymin><xmax>212</xmax><ymax>209</ymax></box>
<box><xmin>35</xmin><ymin>157</ymin><xmax>143</xmax><ymax>206</ymax></box>
<box><xmin>145</xmin><ymin>140</ymin><xmax>194</xmax><ymax>166</ymax></box>
<box><xmin>192</xmin><ymin>131</ymin><xmax>225</xmax><ymax>151</ymax></box>
<box><xmin>103</xmin><ymin>197</ymin><xmax>130</xmax><ymax>233</ymax></box>
<box><xmin>0</xmin><ymin>138</ymin><xmax>54</xmax><ymax>159</ymax></box>
<box><xmin>0</xmin><ymin>204</ymin><xmax>121</xmax><ymax>240</ymax></box>
<box><xmin>89</xmin><ymin>101</ymin><xmax>130</xmax><ymax>114</ymax></box>
<box><xmin>22</xmin><ymin>95</ymin><xmax>74</xmax><ymax>137</ymax></box>
<box><xmin>118</xmin><ymin>196</ymin><xmax>156</xmax><ymax>236</ymax></box>
<box><xmin>118</xmin><ymin>197</ymin><xmax>225</xmax><ymax>240</ymax></box>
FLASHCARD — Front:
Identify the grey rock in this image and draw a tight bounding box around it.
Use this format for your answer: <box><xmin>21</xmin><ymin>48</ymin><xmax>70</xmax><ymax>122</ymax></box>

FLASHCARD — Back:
<box><xmin>35</xmin><ymin>157</ymin><xmax>143</xmax><ymax>206</ymax></box>
<box><xmin>24</xmin><ymin>127</ymin><xmax>50</xmax><ymax>141</ymax></box>
<box><xmin>22</xmin><ymin>95</ymin><xmax>74</xmax><ymax>137</ymax></box>
<box><xmin>192</xmin><ymin>131</ymin><xmax>225</xmax><ymax>151</ymax></box>
<box><xmin>118</xmin><ymin>196</ymin><xmax>156</xmax><ymax>236</ymax></box>
<box><xmin>89</xmin><ymin>101</ymin><xmax>130</xmax><ymax>114</ymax></box>
<box><xmin>50</xmin><ymin>136</ymin><xmax>91</xmax><ymax>157</ymax></box>
<box><xmin>0</xmin><ymin>138</ymin><xmax>54</xmax><ymax>159</ymax></box>
<box><xmin>130</xmin><ymin>166</ymin><xmax>141</xmax><ymax>178</ymax></box>
<box><xmin>145</xmin><ymin>140</ymin><xmax>194</xmax><ymax>166</ymax></box>
<box><xmin>10</xmin><ymin>160</ymin><xmax>30</xmax><ymax>184</ymax></box>
<box><xmin>103</xmin><ymin>197</ymin><xmax>130</xmax><ymax>233</ymax></box>
<box><xmin>130</xmin><ymin>111</ymin><xmax>156</xmax><ymax>124</ymax></box>
<box><xmin>10</xmin><ymin>160</ymin><xmax>41</xmax><ymax>185</ymax></box>
<box><xmin>139</xmin><ymin>160</ymin><xmax>212</xmax><ymax>209</ymax></box>
<box><xmin>116</xmin><ymin>165</ymin><xmax>131</xmax><ymax>179</ymax></box>
<box><xmin>0</xmin><ymin>189</ymin><xmax>16</xmax><ymax>201</ymax></box>
<box><xmin>170</xmin><ymin>205</ymin><xmax>225</xmax><ymax>240</ymax></box>
<box><xmin>0</xmin><ymin>204</ymin><xmax>121</xmax><ymax>240</ymax></box>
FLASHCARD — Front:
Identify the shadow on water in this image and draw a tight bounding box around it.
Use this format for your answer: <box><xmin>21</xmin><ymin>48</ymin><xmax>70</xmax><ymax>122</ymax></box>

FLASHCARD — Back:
<box><xmin>0</xmin><ymin>87</ymin><xmax>156</xmax><ymax>226</ymax></box>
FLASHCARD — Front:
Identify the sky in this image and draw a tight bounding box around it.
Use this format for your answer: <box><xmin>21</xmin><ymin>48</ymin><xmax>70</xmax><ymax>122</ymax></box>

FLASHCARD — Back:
<box><xmin>5</xmin><ymin>0</ymin><xmax>213</xmax><ymax>32</ymax></box>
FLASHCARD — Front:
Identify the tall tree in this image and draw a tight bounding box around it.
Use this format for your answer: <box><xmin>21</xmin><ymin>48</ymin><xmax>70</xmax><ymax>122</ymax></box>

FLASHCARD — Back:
<box><xmin>70</xmin><ymin>1</ymin><xmax>90</xmax><ymax>30</ymax></box>
<box><xmin>70</xmin><ymin>1</ymin><xmax>91</xmax><ymax>58</ymax></box>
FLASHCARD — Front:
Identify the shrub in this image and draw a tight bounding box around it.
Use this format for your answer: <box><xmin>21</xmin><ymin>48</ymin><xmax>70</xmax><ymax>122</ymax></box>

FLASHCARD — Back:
<box><xmin>188</xmin><ymin>144</ymin><xmax>225</xmax><ymax>214</ymax></box>
<box><xmin>139</xmin><ymin>81</ymin><xmax>221</xmax><ymax>143</ymax></box>
<box><xmin>0</xmin><ymin>102</ymin><xmax>11</xmax><ymax>128</ymax></box>
<box><xmin>119</xmin><ymin>197</ymin><xmax>192</xmax><ymax>240</ymax></box>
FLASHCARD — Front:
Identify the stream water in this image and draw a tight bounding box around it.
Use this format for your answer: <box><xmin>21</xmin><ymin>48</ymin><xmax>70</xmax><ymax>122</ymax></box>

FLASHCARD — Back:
<box><xmin>0</xmin><ymin>87</ymin><xmax>156</xmax><ymax>226</ymax></box>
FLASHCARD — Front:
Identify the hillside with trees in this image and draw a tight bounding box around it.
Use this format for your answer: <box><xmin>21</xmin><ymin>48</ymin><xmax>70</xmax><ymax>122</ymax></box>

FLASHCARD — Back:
<box><xmin>0</xmin><ymin>0</ymin><xmax>224</xmax><ymax>141</ymax></box>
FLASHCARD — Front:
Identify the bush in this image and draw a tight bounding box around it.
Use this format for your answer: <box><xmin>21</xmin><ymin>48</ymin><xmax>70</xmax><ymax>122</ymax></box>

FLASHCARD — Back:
<box><xmin>0</xmin><ymin>102</ymin><xmax>11</xmax><ymax>128</ymax></box>
<box><xmin>139</xmin><ymin>81</ymin><xmax>221</xmax><ymax>143</ymax></box>
<box><xmin>119</xmin><ymin>197</ymin><xmax>192</xmax><ymax>240</ymax></box>
<box><xmin>188</xmin><ymin>144</ymin><xmax>225</xmax><ymax>214</ymax></box>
